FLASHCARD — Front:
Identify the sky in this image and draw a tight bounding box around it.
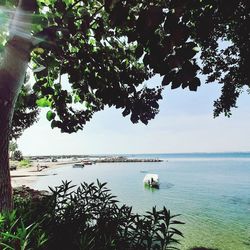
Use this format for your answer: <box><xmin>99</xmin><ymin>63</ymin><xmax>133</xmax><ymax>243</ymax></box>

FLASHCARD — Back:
<box><xmin>18</xmin><ymin>75</ymin><xmax>250</xmax><ymax>156</ymax></box>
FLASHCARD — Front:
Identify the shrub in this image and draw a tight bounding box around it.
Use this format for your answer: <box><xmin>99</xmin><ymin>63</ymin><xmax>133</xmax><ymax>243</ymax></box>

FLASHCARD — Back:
<box><xmin>13</xmin><ymin>186</ymin><xmax>50</xmax><ymax>223</ymax></box>
<box><xmin>19</xmin><ymin>159</ymin><xmax>31</xmax><ymax>168</ymax></box>
<box><xmin>13</xmin><ymin>150</ymin><xmax>23</xmax><ymax>161</ymax></box>
<box><xmin>9</xmin><ymin>181</ymin><xmax>185</xmax><ymax>250</ymax></box>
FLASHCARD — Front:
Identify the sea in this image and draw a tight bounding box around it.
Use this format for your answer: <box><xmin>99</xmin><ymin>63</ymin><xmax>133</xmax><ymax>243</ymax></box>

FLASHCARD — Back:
<box><xmin>31</xmin><ymin>153</ymin><xmax>250</xmax><ymax>250</ymax></box>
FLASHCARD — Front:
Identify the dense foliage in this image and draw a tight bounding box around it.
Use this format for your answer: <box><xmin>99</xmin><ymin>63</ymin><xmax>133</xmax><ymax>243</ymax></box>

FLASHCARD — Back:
<box><xmin>31</xmin><ymin>0</ymin><xmax>163</xmax><ymax>132</ymax></box>
<box><xmin>12</xmin><ymin>150</ymin><xmax>23</xmax><ymax>161</ymax></box>
<box><xmin>185</xmin><ymin>0</ymin><xmax>250</xmax><ymax>117</ymax></box>
<box><xmin>1</xmin><ymin>0</ymin><xmax>249</xmax><ymax>134</ymax></box>
<box><xmin>28</xmin><ymin>0</ymin><xmax>250</xmax><ymax>134</ymax></box>
<box><xmin>11</xmin><ymin>82</ymin><xmax>39</xmax><ymax>140</ymax></box>
<box><xmin>0</xmin><ymin>181</ymin><xmax>184</xmax><ymax>250</ymax></box>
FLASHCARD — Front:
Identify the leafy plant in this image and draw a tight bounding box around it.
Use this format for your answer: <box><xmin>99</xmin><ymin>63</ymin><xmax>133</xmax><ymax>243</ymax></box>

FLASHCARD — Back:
<box><xmin>19</xmin><ymin>159</ymin><xmax>31</xmax><ymax>168</ymax></box>
<box><xmin>10</xmin><ymin>181</ymin><xmax>184</xmax><ymax>250</ymax></box>
<box><xmin>42</xmin><ymin>181</ymin><xmax>184</xmax><ymax>250</ymax></box>
<box><xmin>0</xmin><ymin>210</ymin><xmax>47</xmax><ymax>250</ymax></box>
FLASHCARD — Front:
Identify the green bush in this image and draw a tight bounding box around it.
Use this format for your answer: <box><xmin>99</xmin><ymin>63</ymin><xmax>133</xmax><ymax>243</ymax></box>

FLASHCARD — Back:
<box><xmin>19</xmin><ymin>159</ymin><xmax>31</xmax><ymax>168</ymax></box>
<box><xmin>5</xmin><ymin>181</ymin><xmax>184</xmax><ymax>250</ymax></box>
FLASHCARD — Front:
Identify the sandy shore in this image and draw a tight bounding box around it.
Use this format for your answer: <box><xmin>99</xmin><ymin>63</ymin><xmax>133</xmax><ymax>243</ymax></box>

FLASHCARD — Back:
<box><xmin>11</xmin><ymin>161</ymin><xmax>79</xmax><ymax>188</ymax></box>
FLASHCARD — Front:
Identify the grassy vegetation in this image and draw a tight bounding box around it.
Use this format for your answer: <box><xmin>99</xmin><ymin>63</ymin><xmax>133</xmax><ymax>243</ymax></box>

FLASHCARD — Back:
<box><xmin>18</xmin><ymin>159</ymin><xmax>31</xmax><ymax>168</ymax></box>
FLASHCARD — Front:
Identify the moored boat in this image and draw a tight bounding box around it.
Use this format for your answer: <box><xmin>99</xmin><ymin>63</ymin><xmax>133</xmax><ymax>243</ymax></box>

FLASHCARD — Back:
<box><xmin>143</xmin><ymin>174</ymin><xmax>159</xmax><ymax>188</ymax></box>
<box><xmin>73</xmin><ymin>163</ymin><xmax>84</xmax><ymax>168</ymax></box>
<box><xmin>82</xmin><ymin>161</ymin><xmax>92</xmax><ymax>165</ymax></box>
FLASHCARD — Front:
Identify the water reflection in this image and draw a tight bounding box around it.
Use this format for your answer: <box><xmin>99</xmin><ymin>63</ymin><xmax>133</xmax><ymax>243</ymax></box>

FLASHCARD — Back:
<box><xmin>144</xmin><ymin>184</ymin><xmax>159</xmax><ymax>192</ymax></box>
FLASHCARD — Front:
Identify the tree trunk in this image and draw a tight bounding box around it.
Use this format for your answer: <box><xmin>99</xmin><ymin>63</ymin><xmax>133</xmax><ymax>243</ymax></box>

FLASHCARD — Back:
<box><xmin>0</xmin><ymin>0</ymin><xmax>35</xmax><ymax>211</ymax></box>
<box><xmin>0</xmin><ymin>73</ymin><xmax>17</xmax><ymax>210</ymax></box>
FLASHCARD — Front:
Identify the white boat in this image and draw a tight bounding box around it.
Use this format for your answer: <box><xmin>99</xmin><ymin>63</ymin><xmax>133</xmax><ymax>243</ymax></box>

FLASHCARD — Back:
<box><xmin>143</xmin><ymin>174</ymin><xmax>159</xmax><ymax>188</ymax></box>
<box><xmin>73</xmin><ymin>163</ymin><xmax>84</xmax><ymax>168</ymax></box>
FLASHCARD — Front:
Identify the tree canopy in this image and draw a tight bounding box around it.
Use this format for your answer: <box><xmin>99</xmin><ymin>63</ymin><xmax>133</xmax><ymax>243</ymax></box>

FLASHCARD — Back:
<box><xmin>11</xmin><ymin>79</ymin><xmax>39</xmax><ymax>140</ymax></box>
<box><xmin>1</xmin><ymin>0</ymin><xmax>249</xmax><ymax>135</ymax></box>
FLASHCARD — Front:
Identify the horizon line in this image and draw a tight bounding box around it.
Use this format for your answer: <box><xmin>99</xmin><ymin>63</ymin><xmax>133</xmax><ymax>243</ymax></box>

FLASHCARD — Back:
<box><xmin>23</xmin><ymin>151</ymin><xmax>250</xmax><ymax>157</ymax></box>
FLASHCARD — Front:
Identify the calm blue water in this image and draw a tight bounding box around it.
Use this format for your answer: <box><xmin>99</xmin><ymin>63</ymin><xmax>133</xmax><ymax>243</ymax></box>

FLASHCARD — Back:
<box><xmin>32</xmin><ymin>153</ymin><xmax>250</xmax><ymax>250</ymax></box>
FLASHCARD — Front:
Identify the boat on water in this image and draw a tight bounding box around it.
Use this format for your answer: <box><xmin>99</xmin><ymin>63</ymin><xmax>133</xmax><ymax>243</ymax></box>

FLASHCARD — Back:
<box><xmin>143</xmin><ymin>174</ymin><xmax>159</xmax><ymax>188</ymax></box>
<box><xmin>82</xmin><ymin>161</ymin><xmax>93</xmax><ymax>165</ymax></box>
<box><xmin>73</xmin><ymin>163</ymin><xmax>85</xmax><ymax>168</ymax></box>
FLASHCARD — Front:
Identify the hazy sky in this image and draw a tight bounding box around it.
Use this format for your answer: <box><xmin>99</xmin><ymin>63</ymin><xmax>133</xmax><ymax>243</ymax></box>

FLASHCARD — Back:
<box><xmin>18</xmin><ymin>75</ymin><xmax>250</xmax><ymax>155</ymax></box>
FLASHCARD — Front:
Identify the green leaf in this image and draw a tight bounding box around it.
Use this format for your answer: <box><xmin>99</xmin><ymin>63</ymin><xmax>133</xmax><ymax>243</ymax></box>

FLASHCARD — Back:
<box><xmin>46</xmin><ymin>110</ymin><xmax>55</xmax><ymax>121</ymax></box>
<box><xmin>36</xmin><ymin>98</ymin><xmax>51</xmax><ymax>107</ymax></box>
<box><xmin>74</xmin><ymin>94</ymin><xmax>81</xmax><ymax>103</ymax></box>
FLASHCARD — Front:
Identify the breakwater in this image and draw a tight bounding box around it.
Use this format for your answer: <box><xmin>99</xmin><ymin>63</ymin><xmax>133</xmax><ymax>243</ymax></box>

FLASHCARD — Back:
<box><xmin>93</xmin><ymin>158</ymin><xmax>163</xmax><ymax>163</ymax></box>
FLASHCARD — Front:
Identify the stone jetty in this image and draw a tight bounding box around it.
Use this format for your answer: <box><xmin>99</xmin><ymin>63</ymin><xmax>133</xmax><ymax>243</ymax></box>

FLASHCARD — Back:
<box><xmin>93</xmin><ymin>156</ymin><xmax>162</xmax><ymax>163</ymax></box>
<box><xmin>27</xmin><ymin>155</ymin><xmax>163</xmax><ymax>164</ymax></box>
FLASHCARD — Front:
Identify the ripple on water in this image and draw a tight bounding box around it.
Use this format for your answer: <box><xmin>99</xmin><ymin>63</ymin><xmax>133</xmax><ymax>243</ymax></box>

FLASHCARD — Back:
<box><xmin>159</xmin><ymin>182</ymin><xmax>174</xmax><ymax>189</ymax></box>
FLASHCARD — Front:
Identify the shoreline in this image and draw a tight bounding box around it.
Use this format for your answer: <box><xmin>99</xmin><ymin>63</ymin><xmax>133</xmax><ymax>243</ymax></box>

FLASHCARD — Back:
<box><xmin>11</xmin><ymin>160</ymin><xmax>79</xmax><ymax>188</ymax></box>
<box><xmin>11</xmin><ymin>157</ymin><xmax>163</xmax><ymax>188</ymax></box>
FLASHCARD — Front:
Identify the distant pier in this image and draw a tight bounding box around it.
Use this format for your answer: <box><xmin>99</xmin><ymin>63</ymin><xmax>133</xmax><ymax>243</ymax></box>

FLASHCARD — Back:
<box><xmin>27</xmin><ymin>155</ymin><xmax>163</xmax><ymax>164</ymax></box>
<box><xmin>92</xmin><ymin>156</ymin><xmax>162</xmax><ymax>163</ymax></box>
